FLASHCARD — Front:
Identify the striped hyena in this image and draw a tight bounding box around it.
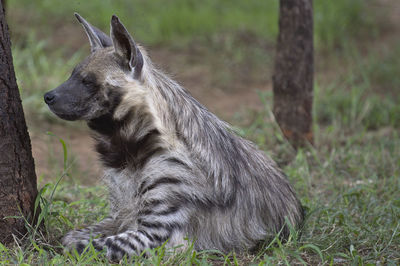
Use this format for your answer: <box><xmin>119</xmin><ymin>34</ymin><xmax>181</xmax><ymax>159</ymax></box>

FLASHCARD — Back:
<box><xmin>44</xmin><ymin>13</ymin><xmax>304</xmax><ymax>261</ymax></box>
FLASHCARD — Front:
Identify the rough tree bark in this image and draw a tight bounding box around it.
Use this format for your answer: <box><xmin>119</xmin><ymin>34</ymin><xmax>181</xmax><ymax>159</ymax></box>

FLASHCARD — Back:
<box><xmin>273</xmin><ymin>0</ymin><xmax>314</xmax><ymax>148</ymax></box>
<box><xmin>0</xmin><ymin>2</ymin><xmax>38</xmax><ymax>244</ymax></box>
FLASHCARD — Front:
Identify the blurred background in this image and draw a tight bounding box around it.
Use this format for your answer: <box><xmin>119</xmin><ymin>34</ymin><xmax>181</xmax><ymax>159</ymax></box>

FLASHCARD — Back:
<box><xmin>5</xmin><ymin>0</ymin><xmax>400</xmax><ymax>184</ymax></box>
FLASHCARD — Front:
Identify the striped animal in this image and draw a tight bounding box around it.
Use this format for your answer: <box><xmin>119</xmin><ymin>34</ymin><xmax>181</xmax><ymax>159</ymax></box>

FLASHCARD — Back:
<box><xmin>44</xmin><ymin>13</ymin><xmax>304</xmax><ymax>261</ymax></box>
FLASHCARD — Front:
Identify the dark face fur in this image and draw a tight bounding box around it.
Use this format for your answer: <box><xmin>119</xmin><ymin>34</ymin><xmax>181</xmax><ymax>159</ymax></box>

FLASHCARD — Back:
<box><xmin>44</xmin><ymin>51</ymin><xmax>122</xmax><ymax>121</ymax></box>
<box><xmin>45</xmin><ymin>57</ymin><xmax>104</xmax><ymax>120</ymax></box>
<box><xmin>44</xmin><ymin>14</ymin><xmax>143</xmax><ymax>121</ymax></box>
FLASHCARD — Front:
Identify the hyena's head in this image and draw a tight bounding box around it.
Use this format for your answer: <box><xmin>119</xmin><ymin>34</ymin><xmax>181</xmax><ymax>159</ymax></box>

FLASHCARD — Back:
<box><xmin>44</xmin><ymin>13</ymin><xmax>143</xmax><ymax>121</ymax></box>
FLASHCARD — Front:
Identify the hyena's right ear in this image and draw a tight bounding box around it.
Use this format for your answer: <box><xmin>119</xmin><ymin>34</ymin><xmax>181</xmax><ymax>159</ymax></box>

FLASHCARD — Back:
<box><xmin>75</xmin><ymin>13</ymin><xmax>112</xmax><ymax>52</ymax></box>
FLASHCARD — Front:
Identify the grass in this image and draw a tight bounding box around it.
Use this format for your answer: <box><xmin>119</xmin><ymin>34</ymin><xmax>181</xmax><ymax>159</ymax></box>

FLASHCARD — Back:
<box><xmin>1</xmin><ymin>73</ymin><xmax>399</xmax><ymax>264</ymax></box>
<box><xmin>8</xmin><ymin>0</ymin><xmax>278</xmax><ymax>46</ymax></box>
<box><xmin>8</xmin><ymin>0</ymin><xmax>379</xmax><ymax>49</ymax></box>
<box><xmin>1</xmin><ymin>0</ymin><xmax>400</xmax><ymax>264</ymax></box>
<box><xmin>313</xmin><ymin>0</ymin><xmax>381</xmax><ymax>51</ymax></box>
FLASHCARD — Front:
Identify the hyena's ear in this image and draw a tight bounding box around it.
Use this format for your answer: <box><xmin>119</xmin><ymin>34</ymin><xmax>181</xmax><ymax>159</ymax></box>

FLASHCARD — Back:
<box><xmin>75</xmin><ymin>13</ymin><xmax>112</xmax><ymax>52</ymax></box>
<box><xmin>110</xmin><ymin>15</ymin><xmax>143</xmax><ymax>78</ymax></box>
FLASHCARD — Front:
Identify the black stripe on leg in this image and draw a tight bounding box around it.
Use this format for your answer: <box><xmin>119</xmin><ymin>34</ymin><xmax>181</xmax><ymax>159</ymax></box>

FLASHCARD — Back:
<box><xmin>133</xmin><ymin>234</ymin><xmax>145</xmax><ymax>247</ymax></box>
<box><xmin>138</xmin><ymin>217</ymin><xmax>183</xmax><ymax>232</ymax></box>
<box><xmin>115</xmin><ymin>236</ymin><xmax>138</xmax><ymax>253</ymax></box>
<box><xmin>138</xmin><ymin>230</ymin><xmax>154</xmax><ymax>242</ymax></box>
<box><xmin>125</xmin><ymin>232</ymin><xmax>146</xmax><ymax>248</ymax></box>
<box><xmin>139</xmin><ymin>177</ymin><xmax>182</xmax><ymax>195</ymax></box>
<box><xmin>138</xmin><ymin>219</ymin><xmax>164</xmax><ymax>229</ymax></box>
<box><xmin>138</xmin><ymin>204</ymin><xmax>180</xmax><ymax>217</ymax></box>
<box><xmin>105</xmin><ymin>238</ymin><xmax>125</xmax><ymax>254</ymax></box>
<box><xmin>137</xmin><ymin>229</ymin><xmax>172</xmax><ymax>246</ymax></box>
<box><xmin>150</xmin><ymin>233</ymin><xmax>169</xmax><ymax>243</ymax></box>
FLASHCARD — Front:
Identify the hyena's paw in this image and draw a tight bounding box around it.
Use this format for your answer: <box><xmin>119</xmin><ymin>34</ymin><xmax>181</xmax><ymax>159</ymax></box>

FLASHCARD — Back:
<box><xmin>62</xmin><ymin>231</ymin><xmax>89</xmax><ymax>254</ymax></box>
<box><xmin>62</xmin><ymin>230</ymin><xmax>105</xmax><ymax>254</ymax></box>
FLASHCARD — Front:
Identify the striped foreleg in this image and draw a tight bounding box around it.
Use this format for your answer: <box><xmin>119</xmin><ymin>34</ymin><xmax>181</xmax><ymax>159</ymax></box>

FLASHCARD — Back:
<box><xmin>62</xmin><ymin>217</ymin><xmax>119</xmax><ymax>254</ymax></box>
<box><xmin>91</xmin><ymin>186</ymin><xmax>193</xmax><ymax>261</ymax></box>
<box><xmin>91</xmin><ymin>200</ymin><xmax>189</xmax><ymax>261</ymax></box>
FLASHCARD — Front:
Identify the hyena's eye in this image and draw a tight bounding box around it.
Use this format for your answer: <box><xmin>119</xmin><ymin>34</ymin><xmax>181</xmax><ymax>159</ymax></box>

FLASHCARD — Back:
<box><xmin>82</xmin><ymin>73</ymin><xmax>98</xmax><ymax>87</ymax></box>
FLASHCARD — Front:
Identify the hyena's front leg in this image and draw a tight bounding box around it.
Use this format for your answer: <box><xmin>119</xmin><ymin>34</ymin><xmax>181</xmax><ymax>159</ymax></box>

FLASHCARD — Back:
<box><xmin>62</xmin><ymin>216</ymin><xmax>120</xmax><ymax>254</ymax></box>
<box><xmin>91</xmin><ymin>173</ymin><xmax>198</xmax><ymax>261</ymax></box>
<box><xmin>92</xmin><ymin>228</ymin><xmax>176</xmax><ymax>262</ymax></box>
<box><xmin>91</xmin><ymin>208</ymin><xmax>189</xmax><ymax>261</ymax></box>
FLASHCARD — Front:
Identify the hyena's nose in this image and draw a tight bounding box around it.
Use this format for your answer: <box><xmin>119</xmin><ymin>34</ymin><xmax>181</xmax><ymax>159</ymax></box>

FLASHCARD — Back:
<box><xmin>44</xmin><ymin>92</ymin><xmax>56</xmax><ymax>105</ymax></box>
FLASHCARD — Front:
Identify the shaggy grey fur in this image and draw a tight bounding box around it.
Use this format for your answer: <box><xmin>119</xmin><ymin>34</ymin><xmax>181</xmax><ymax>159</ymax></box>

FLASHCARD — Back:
<box><xmin>44</xmin><ymin>14</ymin><xmax>303</xmax><ymax>261</ymax></box>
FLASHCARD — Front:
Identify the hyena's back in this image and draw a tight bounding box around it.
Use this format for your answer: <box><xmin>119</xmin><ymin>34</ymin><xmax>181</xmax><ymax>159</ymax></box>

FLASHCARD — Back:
<box><xmin>180</xmin><ymin>130</ymin><xmax>303</xmax><ymax>252</ymax></box>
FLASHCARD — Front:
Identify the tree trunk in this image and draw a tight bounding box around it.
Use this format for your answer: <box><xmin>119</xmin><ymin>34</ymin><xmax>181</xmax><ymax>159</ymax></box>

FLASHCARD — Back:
<box><xmin>0</xmin><ymin>2</ymin><xmax>38</xmax><ymax>244</ymax></box>
<box><xmin>273</xmin><ymin>0</ymin><xmax>314</xmax><ymax>148</ymax></box>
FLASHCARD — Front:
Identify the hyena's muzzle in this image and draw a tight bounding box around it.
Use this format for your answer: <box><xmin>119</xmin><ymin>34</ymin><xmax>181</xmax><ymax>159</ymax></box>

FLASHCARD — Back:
<box><xmin>44</xmin><ymin>72</ymin><xmax>95</xmax><ymax>121</ymax></box>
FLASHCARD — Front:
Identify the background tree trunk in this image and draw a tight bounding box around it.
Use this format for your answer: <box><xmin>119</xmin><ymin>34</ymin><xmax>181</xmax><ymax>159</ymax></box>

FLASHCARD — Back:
<box><xmin>0</xmin><ymin>2</ymin><xmax>38</xmax><ymax>244</ymax></box>
<box><xmin>273</xmin><ymin>0</ymin><xmax>314</xmax><ymax>148</ymax></box>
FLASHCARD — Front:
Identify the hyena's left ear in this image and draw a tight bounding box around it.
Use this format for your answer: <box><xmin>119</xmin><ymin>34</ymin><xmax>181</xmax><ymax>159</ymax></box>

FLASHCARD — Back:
<box><xmin>110</xmin><ymin>15</ymin><xmax>143</xmax><ymax>78</ymax></box>
<box><xmin>75</xmin><ymin>13</ymin><xmax>112</xmax><ymax>52</ymax></box>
